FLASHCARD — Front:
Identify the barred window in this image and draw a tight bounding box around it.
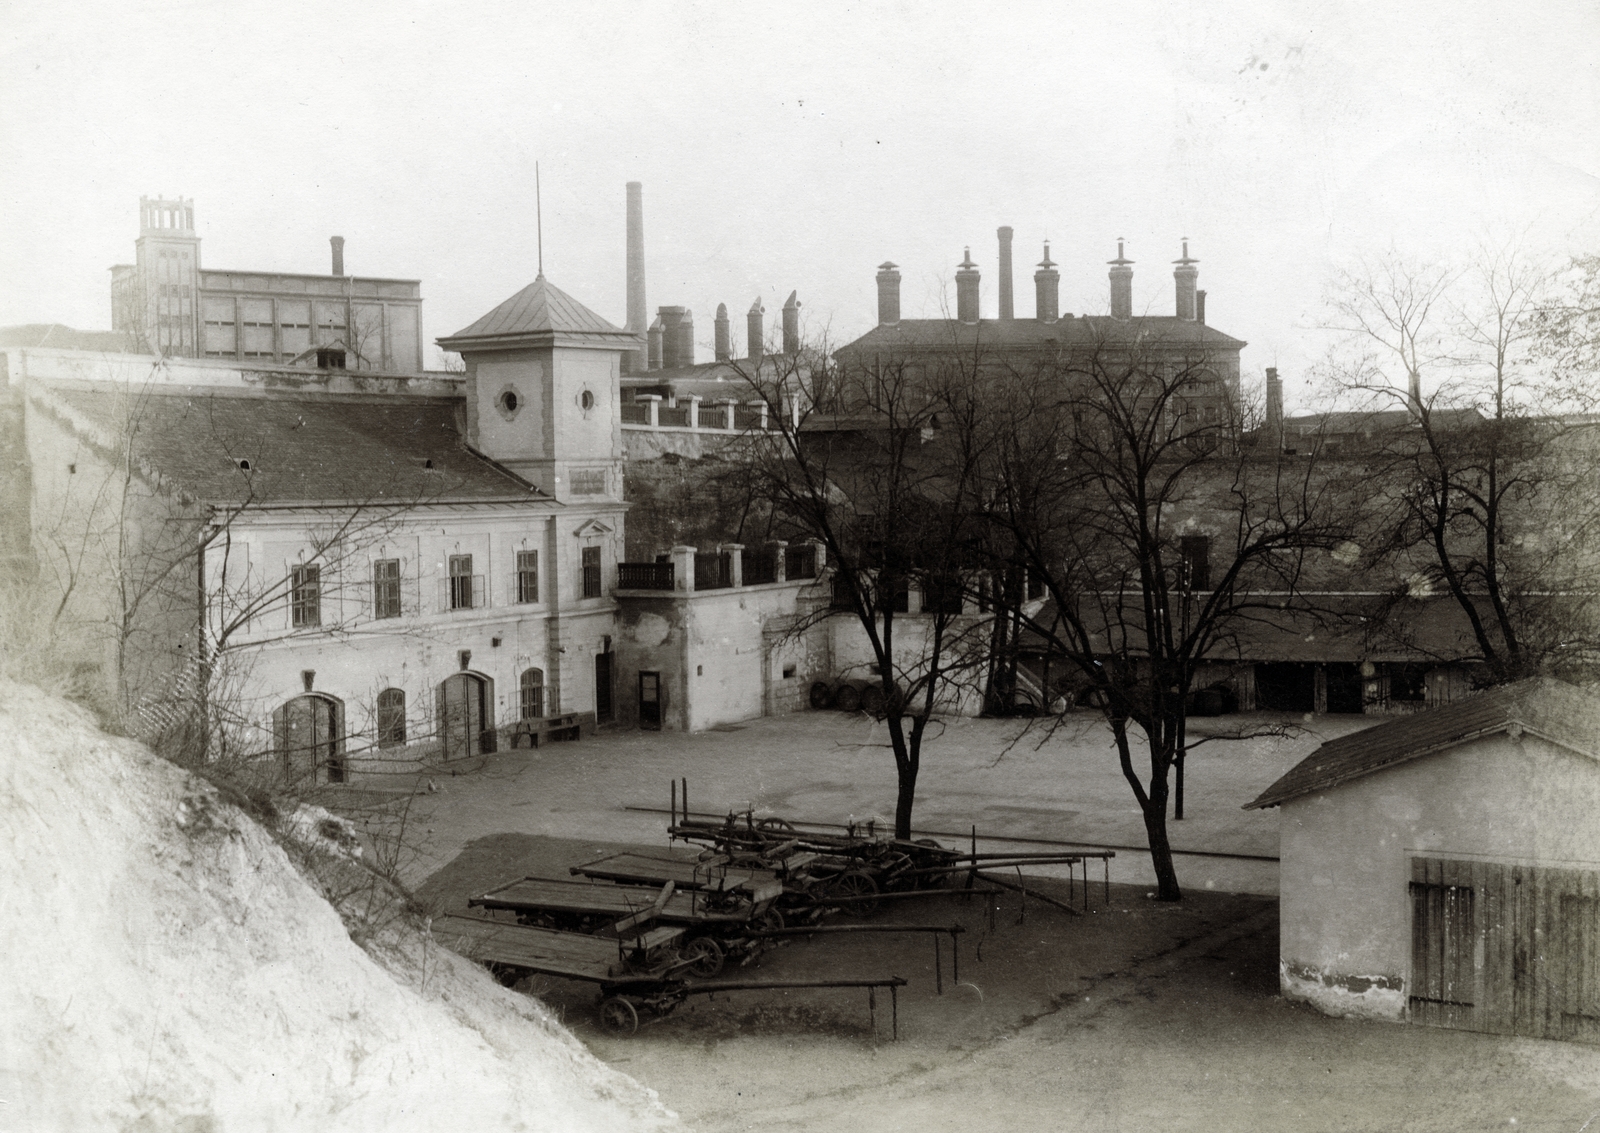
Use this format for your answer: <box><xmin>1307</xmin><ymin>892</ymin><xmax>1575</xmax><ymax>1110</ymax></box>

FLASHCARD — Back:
<box><xmin>290</xmin><ymin>564</ymin><xmax>321</xmax><ymax>627</ymax></box>
<box><xmin>449</xmin><ymin>554</ymin><xmax>474</xmax><ymax>610</ymax></box>
<box><xmin>373</xmin><ymin>558</ymin><xmax>401</xmax><ymax>619</ymax></box>
<box><xmin>376</xmin><ymin>688</ymin><xmax>406</xmax><ymax>747</ymax></box>
<box><xmin>516</xmin><ymin>550</ymin><xmax>538</xmax><ymax>603</ymax></box>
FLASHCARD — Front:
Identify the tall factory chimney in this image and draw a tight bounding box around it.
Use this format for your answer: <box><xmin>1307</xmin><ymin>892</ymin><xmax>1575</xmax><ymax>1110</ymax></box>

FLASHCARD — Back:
<box><xmin>1265</xmin><ymin>367</ymin><xmax>1284</xmax><ymax>448</ymax></box>
<box><xmin>1108</xmin><ymin>239</ymin><xmax>1134</xmax><ymax>320</ymax></box>
<box><xmin>1173</xmin><ymin>239</ymin><xmax>1199</xmax><ymax>321</ymax></box>
<box><xmin>747</xmin><ymin>298</ymin><xmax>765</xmax><ymax>361</ymax></box>
<box><xmin>955</xmin><ymin>248</ymin><xmax>980</xmax><ymax>324</ymax></box>
<box><xmin>714</xmin><ymin>303</ymin><xmax>730</xmax><ymax>362</ymax></box>
<box><xmin>876</xmin><ymin>262</ymin><xmax>901</xmax><ymax>326</ymax></box>
<box><xmin>782</xmin><ymin>291</ymin><xmax>801</xmax><ymax>354</ymax></box>
<box><xmin>625</xmin><ymin>182</ymin><xmax>647</xmax><ymax>373</ymax></box>
<box><xmin>1034</xmin><ymin>243</ymin><xmax>1060</xmax><ymax>324</ymax></box>
<box><xmin>997</xmin><ymin>227</ymin><xmax>1014</xmax><ymax>321</ymax></box>
<box><xmin>330</xmin><ymin>236</ymin><xmax>345</xmax><ymax>277</ymax></box>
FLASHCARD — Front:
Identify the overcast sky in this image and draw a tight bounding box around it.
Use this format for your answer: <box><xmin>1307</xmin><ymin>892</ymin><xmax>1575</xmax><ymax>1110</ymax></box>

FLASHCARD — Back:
<box><xmin>3</xmin><ymin>1</ymin><xmax>1597</xmax><ymax>408</ymax></box>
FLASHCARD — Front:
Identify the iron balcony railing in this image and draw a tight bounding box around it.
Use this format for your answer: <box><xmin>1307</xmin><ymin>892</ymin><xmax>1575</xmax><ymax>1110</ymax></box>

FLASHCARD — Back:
<box><xmin>617</xmin><ymin>561</ymin><xmax>676</xmax><ymax>591</ymax></box>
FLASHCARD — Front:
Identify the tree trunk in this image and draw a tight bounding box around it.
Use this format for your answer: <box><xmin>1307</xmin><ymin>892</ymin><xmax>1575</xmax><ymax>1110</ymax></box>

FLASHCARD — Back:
<box><xmin>1142</xmin><ymin>793</ymin><xmax>1183</xmax><ymax>901</ymax></box>
<box><xmin>893</xmin><ymin>768</ymin><xmax>918</xmax><ymax>841</ymax></box>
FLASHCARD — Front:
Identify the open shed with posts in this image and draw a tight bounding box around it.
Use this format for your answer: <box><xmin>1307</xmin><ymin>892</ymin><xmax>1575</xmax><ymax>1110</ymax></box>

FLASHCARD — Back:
<box><xmin>1245</xmin><ymin>678</ymin><xmax>1600</xmax><ymax>1041</ymax></box>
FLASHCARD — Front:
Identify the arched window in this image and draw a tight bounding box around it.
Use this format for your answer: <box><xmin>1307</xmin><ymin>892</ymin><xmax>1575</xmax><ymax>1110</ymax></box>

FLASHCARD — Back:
<box><xmin>520</xmin><ymin>668</ymin><xmax>545</xmax><ymax>720</ymax></box>
<box><xmin>376</xmin><ymin>688</ymin><xmax>406</xmax><ymax>747</ymax></box>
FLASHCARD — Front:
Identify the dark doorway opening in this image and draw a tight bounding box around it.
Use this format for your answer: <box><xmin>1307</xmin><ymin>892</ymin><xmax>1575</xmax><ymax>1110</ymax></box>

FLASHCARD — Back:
<box><xmin>274</xmin><ymin>693</ymin><xmax>344</xmax><ymax>784</ymax></box>
<box><xmin>1256</xmin><ymin>662</ymin><xmax>1316</xmax><ymax>713</ymax></box>
<box><xmin>1326</xmin><ymin>662</ymin><xmax>1365</xmax><ymax>713</ymax></box>
<box><xmin>595</xmin><ymin>652</ymin><xmax>614</xmax><ymax>723</ymax></box>
<box><xmin>639</xmin><ymin>671</ymin><xmax>662</xmax><ymax>731</ymax></box>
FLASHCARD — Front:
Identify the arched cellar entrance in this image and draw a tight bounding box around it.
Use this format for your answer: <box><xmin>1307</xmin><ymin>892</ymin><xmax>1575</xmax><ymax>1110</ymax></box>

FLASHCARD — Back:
<box><xmin>438</xmin><ymin>672</ymin><xmax>496</xmax><ymax>760</ymax></box>
<box><xmin>273</xmin><ymin>693</ymin><xmax>345</xmax><ymax>785</ymax></box>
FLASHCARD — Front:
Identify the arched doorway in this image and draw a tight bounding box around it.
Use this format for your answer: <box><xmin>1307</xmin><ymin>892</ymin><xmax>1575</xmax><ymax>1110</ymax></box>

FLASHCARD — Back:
<box><xmin>273</xmin><ymin>694</ymin><xmax>345</xmax><ymax>785</ymax></box>
<box><xmin>438</xmin><ymin>672</ymin><xmax>496</xmax><ymax>760</ymax></box>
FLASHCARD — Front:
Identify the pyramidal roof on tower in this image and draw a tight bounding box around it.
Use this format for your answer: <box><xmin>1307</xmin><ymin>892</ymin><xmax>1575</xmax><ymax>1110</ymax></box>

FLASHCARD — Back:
<box><xmin>438</xmin><ymin>274</ymin><xmax>638</xmax><ymax>350</ymax></box>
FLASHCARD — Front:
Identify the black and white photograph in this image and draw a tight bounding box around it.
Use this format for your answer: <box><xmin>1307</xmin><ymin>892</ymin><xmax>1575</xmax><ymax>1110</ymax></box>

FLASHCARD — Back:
<box><xmin>4</xmin><ymin>2</ymin><xmax>1600</xmax><ymax>1129</ymax></box>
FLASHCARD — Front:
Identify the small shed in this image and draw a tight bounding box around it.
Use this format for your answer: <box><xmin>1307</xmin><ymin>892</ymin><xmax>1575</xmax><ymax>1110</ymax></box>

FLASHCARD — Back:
<box><xmin>1245</xmin><ymin>678</ymin><xmax>1600</xmax><ymax>1041</ymax></box>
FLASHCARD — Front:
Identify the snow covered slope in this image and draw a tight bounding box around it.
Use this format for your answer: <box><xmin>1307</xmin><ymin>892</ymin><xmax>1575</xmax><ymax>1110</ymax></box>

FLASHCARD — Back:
<box><xmin>0</xmin><ymin>682</ymin><xmax>676</xmax><ymax>1132</ymax></box>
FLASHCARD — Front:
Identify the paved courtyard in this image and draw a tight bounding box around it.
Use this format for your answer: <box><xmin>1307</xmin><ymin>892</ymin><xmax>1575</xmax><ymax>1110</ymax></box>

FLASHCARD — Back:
<box><xmin>395</xmin><ymin>707</ymin><xmax>1376</xmax><ymax>895</ymax></box>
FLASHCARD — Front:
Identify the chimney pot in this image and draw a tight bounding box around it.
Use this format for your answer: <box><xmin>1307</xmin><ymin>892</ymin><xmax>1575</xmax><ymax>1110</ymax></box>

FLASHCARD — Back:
<box><xmin>997</xmin><ymin>227</ymin><xmax>1015</xmax><ymax>321</ymax></box>
<box><xmin>955</xmin><ymin>248</ymin><xmax>981</xmax><ymax>324</ymax></box>
<box><xmin>330</xmin><ymin>236</ymin><xmax>346</xmax><ymax>277</ymax></box>
<box><xmin>782</xmin><ymin>291</ymin><xmax>801</xmax><ymax>354</ymax></box>
<box><xmin>1107</xmin><ymin>239</ymin><xmax>1134</xmax><ymax>320</ymax></box>
<box><xmin>1033</xmin><ymin>242</ymin><xmax>1060</xmax><ymax>324</ymax></box>
<box><xmin>747</xmin><ymin>298</ymin><xmax>765</xmax><ymax>361</ymax></box>
<box><xmin>1265</xmin><ymin>367</ymin><xmax>1284</xmax><ymax>449</ymax></box>
<box><xmin>714</xmin><ymin>303</ymin><xmax>730</xmax><ymax>362</ymax></box>
<box><xmin>875</xmin><ymin>261</ymin><xmax>901</xmax><ymax>326</ymax></box>
<box><xmin>1172</xmin><ymin>238</ymin><xmax>1199</xmax><ymax>321</ymax></box>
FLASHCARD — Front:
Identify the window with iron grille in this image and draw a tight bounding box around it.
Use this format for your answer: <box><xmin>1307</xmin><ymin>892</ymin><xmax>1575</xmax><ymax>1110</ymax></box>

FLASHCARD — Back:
<box><xmin>520</xmin><ymin>668</ymin><xmax>544</xmax><ymax>720</ymax></box>
<box><xmin>376</xmin><ymin>688</ymin><xmax>406</xmax><ymax>747</ymax></box>
<box><xmin>516</xmin><ymin>550</ymin><xmax>538</xmax><ymax>603</ymax></box>
<box><xmin>290</xmin><ymin>564</ymin><xmax>321</xmax><ymax>627</ymax></box>
<box><xmin>373</xmin><ymin>559</ymin><xmax>401</xmax><ymax>619</ymax></box>
<box><xmin>449</xmin><ymin>555</ymin><xmax>474</xmax><ymax>610</ymax></box>
<box><xmin>582</xmin><ymin>546</ymin><xmax>602</xmax><ymax>599</ymax></box>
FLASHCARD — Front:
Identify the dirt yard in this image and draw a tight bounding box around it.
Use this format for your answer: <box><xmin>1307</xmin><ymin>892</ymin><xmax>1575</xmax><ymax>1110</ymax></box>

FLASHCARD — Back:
<box><xmin>417</xmin><ymin>832</ymin><xmax>1600</xmax><ymax>1132</ymax></box>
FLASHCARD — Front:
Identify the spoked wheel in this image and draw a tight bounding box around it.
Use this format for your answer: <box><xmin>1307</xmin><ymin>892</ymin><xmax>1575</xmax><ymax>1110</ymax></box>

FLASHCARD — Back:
<box><xmin>683</xmin><ymin>935</ymin><xmax>726</xmax><ymax>977</ymax></box>
<box><xmin>808</xmin><ymin>681</ymin><xmax>833</xmax><ymax>710</ymax></box>
<box><xmin>834</xmin><ymin>684</ymin><xmax>862</xmax><ymax>713</ymax></box>
<box><xmin>755</xmin><ymin>907</ymin><xmax>786</xmax><ymax>933</ymax></box>
<box><xmin>830</xmin><ymin>870</ymin><xmax>880</xmax><ymax>917</ymax></box>
<box><xmin>598</xmin><ymin>996</ymin><xmax>639</xmax><ymax>1035</ymax></box>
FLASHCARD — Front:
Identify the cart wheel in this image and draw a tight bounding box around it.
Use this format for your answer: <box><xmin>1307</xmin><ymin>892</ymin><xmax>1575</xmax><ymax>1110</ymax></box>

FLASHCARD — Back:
<box><xmin>808</xmin><ymin>681</ymin><xmax>833</xmax><ymax>710</ymax></box>
<box><xmin>831</xmin><ymin>870</ymin><xmax>880</xmax><ymax>916</ymax></box>
<box><xmin>756</xmin><ymin>817</ymin><xmax>796</xmax><ymax>835</ymax></box>
<box><xmin>755</xmin><ymin>907</ymin><xmax>786</xmax><ymax>933</ymax></box>
<box><xmin>859</xmin><ymin>683</ymin><xmax>886</xmax><ymax>715</ymax></box>
<box><xmin>683</xmin><ymin>936</ymin><xmax>726</xmax><ymax>978</ymax></box>
<box><xmin>598</xmin><ymin>997</ymin><xmax>639</xmax><ymax>1035</ymax></box>
<box><xmin>834</xmin><ymin>684</ymin><xmax>862</xmax><ymax>713</ymax></box>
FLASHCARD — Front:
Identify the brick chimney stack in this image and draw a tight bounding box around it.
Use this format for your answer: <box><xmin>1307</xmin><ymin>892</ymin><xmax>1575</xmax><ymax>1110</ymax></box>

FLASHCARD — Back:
<box><xmin>1265</xmin><ymin>367</ymin><xmax>1284</xmax><ymax>448</ymax></box>
<box><xmin>714</xmin><ymin>303</ymin><xmax>730</xmax><ymax>362</ymax></box>
<box><xmin>997</xmin><ymin>227</ymin><xmax>1015</xmax><ymax>321</ymax></box>
<box><xmin>747</xmin><ymin>298</ymin><xmax>765</xmax><ymax>361</ymax></box>
<box><xmin>1034</xmin><ymin>242</ymin><xmax>1060</xmax><ymax>324</ymax></box>
<box><xmin>330</xmin><ymin>236</ymin><xmax>345</xmax><ymax>277</ymax></box>
<box><xmin>876</xmin><ymin>262</ymin><xmax>901</xmax><ymax>326</ymax></box>
<box><xmin>1108</xmin><ymin>239</ymin><xmax>1134</xmax><ymax>320</ymax></box>
<box><xmin>782</xmin><ymin>291</ymin><xmax>801</xmax><ymax>354</ymax></box>
<box><xmin>624</xmin><ymin>181</ymin><xmax>647</xmax><ymax>374</ymax></box>
<box><xmin>1196</xmin><ymin>289</ymin><xmax>1207</xmax><ymax>325</ymax></box>
<box><xmin>657</xmin><ymin>306</ymin><xmax>693</xmax><ymax>368</ymax></box>
<box><xmin>1173</xmin><ymin>239</ymin><xmax>1199</xmax><ymax>320</ymax></box>
<box><xmin>647</xmin><ymin>316</ymin><xmax>663</xmax><ymax>370</ymax></box>
<box><xmin>955</xmin><ymin>248</ymin><xmax>980</xmax><ymax>324</ymax></box>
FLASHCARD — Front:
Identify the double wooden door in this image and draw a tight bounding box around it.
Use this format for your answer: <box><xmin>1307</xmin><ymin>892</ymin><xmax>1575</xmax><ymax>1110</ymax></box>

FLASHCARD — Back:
<box><xmin>1411</xmin><ymin>856</ymin><xmax>1600</xmax><ymax>1040</ymax></box>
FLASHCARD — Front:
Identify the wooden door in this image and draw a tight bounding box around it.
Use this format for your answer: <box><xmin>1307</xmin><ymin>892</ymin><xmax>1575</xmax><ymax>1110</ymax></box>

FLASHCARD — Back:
<box><xmin>439</xmin><ymin>673</ymin><xmax>495</xmax><ymax>759</ymax></box>
<box><xmin>276</xmin><ymin>694</ymin><xmax>344</xmax><ymax>784</ymax></box>
<box><xmin>638</xmin><ymin>671</ymin><xmax>661</xmax><ymax>731</ymax></box>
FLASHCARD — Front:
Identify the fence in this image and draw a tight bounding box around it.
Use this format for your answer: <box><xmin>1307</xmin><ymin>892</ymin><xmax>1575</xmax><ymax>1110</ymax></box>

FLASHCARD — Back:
<box><xmin>742</xmin><ymin>547</ymin><xmax>777</xmax><ymax>585</ymax></box>
<box><xmin>785</xmin><ymin>544</ymin><xmax>817</xmax><ymax>579</ymax></box>
<box><xmin>694</xmin><ymin>551</ymin><xmax>732</xmax><ymax>590</ymax></box>
<box><xmin>617</xmin><ymin>561</ymin><xmax>675</xmax><ymax>591</ymax></box>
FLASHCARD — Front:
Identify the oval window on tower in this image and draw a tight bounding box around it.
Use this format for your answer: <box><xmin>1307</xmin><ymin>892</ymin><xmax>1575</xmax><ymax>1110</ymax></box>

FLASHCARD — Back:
<box><xmin>495</xmin><ymin>386</ymin><xmax>522</xmax><ymax>421</ymax></box>
<box><xmin>580</xmin><ymin>390</ymin><xmax>595</xmax><ymax>411</ymax></box>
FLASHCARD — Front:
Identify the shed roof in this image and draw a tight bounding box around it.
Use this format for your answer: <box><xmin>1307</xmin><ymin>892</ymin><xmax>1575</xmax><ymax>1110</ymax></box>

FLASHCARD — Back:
<box><xmin>47</xmin><ymin>386</ymin><xmax>548</xmax><ymax>508</ymax></box>
<box><xmin>1244</xmin><ymin>678</ymin><xmax>1600</xmax><ymax>809</ymax></box>
<box><xmin>439</xmin><ymin>274</ymin><xmax>637</xmax><ymax>351</ymax></box>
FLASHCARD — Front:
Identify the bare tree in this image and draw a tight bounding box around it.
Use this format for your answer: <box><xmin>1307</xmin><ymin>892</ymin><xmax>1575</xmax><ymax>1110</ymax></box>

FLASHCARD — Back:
<box><xmin>726</xmin><ymin>340</ymin><xmax>995</xmax><ymax>839</ymax></box>
<box><xmin>1319</xmin><ymin>246</ymin><xmax>1600</xmax><ymax>683</ymax></box>
<box><xmin>965</xmin><ymin>331</ymin><xmax>1354</xmax><ymax>900</ymax></box>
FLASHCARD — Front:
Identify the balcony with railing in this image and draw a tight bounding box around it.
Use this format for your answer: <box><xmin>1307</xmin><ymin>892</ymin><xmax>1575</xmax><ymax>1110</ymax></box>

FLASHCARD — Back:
<box><xmin>617</xmin><ymin>561</ymin><xmax>675</xmax><ymax>591</ymax></box>
<box><xmin>621</xmin><ymin>393</ymin><xmax>782</xmax><ymax>433</ymax></box>
<box><xmin>613</xmin><ymin>541</ymin><xmax>827</xmax><ymax>599</ymax></box>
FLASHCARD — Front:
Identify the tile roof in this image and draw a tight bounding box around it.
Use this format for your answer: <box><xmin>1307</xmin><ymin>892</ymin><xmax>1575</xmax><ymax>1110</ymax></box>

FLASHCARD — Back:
<box><xmin>439</xmin><ymin>274</ymin><xmax>637</xmax><ymax>349</ymax></box>
<box><xmin>48</xmin><ymin>387</ymin><xmax>548</xmax><ymax>507</ymax></box>
<box><xmin>835</xmin><ymin>316</ymin><xmax>1247</xmax><ymax>356</ymax></box>
<box><xmin>1244</xmin><ymin>677</ymin><xmax>1600</xmax><ymax>809</ymax></box>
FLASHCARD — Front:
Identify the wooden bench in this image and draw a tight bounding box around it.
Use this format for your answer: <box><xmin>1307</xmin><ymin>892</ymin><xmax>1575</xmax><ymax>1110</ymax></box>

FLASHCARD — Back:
<box><xmin>507</xmin><ymin>712</ymin><xmax>582</xmax><ymax>749</ymax></box>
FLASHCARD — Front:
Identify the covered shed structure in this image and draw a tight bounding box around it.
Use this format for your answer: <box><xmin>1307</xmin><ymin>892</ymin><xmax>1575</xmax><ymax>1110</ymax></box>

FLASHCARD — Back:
<box><xmin>1245</xmin><ymin>678</ymin><xmax>1600</xmax><ymax>1041</ymax></box>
